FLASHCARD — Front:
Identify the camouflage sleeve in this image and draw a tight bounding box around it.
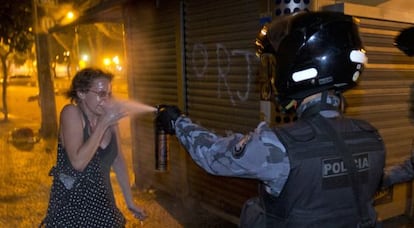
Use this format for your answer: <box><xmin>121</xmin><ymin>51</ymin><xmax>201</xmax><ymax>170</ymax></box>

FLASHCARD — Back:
<box><xmin>381</xmin><ymin>158</ymin><xmax>414</xmax><ymax>189</ymax></box>
<box><xmin>175</xmin><ymin>116</ymin><xmax>290</xmax><ymax>195</ymax></box>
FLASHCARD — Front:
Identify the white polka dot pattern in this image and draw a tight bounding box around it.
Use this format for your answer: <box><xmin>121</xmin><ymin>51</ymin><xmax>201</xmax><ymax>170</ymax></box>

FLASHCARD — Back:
<box><xmin>41</xmin><ymin>140</ymin><xmax>125</xmax><ymax>227</ymax></box>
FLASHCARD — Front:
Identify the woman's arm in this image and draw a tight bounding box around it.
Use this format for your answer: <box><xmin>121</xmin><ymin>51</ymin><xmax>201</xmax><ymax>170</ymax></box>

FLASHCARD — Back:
<box><xmin>111</xmin><ymin>126</ymin><xmax>147</xmax><ymax>220</ymax></box>
<box><xmin>61</xmin><ymin>104</ymin><xmax>107</xmax><ymax>171</ymax></box>
<box><xmin>61</xmin><ymin>104</ymin><xmax>123</xmax><ymax>171</ymax></box>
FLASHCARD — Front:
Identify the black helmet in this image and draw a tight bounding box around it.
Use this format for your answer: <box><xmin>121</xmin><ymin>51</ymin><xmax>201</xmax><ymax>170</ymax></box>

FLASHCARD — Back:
<box><xmin>256</xmin><ymin>11</ymin><xmax>367</xmax><ymax>108</ymax></box>
<box><xmin>395</xmin><ymin>26</ymin><xmax>414</xmax><ymax>57</ymax></box>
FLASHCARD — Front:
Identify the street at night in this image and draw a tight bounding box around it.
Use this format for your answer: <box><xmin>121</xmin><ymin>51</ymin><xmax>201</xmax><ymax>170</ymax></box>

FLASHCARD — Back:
<box><xmin>2</xmin><ymin>0</ymin><xmax>414</xmax><ymax>227</ymax></box>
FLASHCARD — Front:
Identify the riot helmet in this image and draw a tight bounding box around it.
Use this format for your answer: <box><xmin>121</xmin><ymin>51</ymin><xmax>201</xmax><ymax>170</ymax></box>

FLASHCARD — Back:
<box><xmin>256</xmin><ymin>11</ymin><xmax>367</xmax><ymax>109</ymax></box>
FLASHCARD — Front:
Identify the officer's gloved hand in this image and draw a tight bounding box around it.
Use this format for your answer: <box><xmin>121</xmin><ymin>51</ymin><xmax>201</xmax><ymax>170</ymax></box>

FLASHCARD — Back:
<box><xmin>155</xmin><ymin>104</ymin><xmax>183</xmax><ymax>135</ymax></box>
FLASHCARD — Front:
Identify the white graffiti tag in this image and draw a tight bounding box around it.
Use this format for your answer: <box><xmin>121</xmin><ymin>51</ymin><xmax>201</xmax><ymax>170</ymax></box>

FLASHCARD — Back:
<box><xmin>190</xmin><ymin>42</ymin><xmax>256</xmax><ymax>106</ymax></box>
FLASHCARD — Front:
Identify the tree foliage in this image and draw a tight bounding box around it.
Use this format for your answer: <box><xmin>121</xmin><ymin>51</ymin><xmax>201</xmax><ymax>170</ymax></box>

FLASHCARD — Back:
<box><xmin>0</xmin><ymin>0</ymin><xmax>35</xmax><ymax>121</ymax></box>
<box><xmin>0</xmin><ymin>0</ymin><xmax>34</xmax><ymax>54</ymax></box>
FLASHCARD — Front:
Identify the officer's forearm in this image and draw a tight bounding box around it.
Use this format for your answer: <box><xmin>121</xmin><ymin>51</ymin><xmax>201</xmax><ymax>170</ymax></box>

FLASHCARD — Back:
<box><xmin>382</xmin><ymin>158</ymin><xmax>414</xmax><ymax>188</ymax></box>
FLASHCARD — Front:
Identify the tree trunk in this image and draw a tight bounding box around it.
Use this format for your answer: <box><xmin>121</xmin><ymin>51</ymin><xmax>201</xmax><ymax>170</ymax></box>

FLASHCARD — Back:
<box><xmin>34</xmin><ymin>33</ymin><xmax>58</xmax><ymax>139</ymax></box>
<box><xmin>1</xmin><ymin>55</ymin><xmax>9</xmax><ymax>121</ymax></box>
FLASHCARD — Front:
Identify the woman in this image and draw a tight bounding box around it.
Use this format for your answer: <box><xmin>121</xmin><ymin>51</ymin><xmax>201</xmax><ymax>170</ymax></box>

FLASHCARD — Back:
<box><xmin>42</xmin><ymin>68</ymin><xmax>146</xmax><ymax>227</ymax></box>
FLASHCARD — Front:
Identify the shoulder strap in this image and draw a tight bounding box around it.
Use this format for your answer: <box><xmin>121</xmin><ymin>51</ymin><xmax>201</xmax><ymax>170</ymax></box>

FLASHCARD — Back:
<box><xmin>78</xmin><ymin>107</ymin><xmax>90</xmax><ymax>140</ymax></box>
<box><xmin>314</xmin><ymin>115</ymin><xmax>373</xmax><ymax>228</ymax></box>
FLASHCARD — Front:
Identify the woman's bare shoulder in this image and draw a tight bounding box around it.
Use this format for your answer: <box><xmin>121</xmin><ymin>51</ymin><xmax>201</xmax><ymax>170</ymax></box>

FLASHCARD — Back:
<box><xmin>60</xmin><ymin>104</ymin><xmax>82</xmax><ymax>122</ymax></box>
<box><xmin>61</xmin><ymin>103</ymin><xmax>77</xmax><ymax>112</ymax></box>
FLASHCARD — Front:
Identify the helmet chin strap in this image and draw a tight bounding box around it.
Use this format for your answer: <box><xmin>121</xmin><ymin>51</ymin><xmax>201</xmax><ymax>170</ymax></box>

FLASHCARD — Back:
<box><xmin>337</xmin><ymin>92</ymin><xmax>347</xmax><ymax>113</ymax></box>
<box><xmin>321</xmin><ymin>91</ymin><xmax>329</xmax><ymax>107</ymax></box>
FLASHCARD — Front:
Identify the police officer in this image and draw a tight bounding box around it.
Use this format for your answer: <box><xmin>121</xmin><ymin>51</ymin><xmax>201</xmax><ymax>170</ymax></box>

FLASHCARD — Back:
<box><xmin>156</xmin><ymin>11</ymin><xmax>385</xmax><ymax>227</ymax></box>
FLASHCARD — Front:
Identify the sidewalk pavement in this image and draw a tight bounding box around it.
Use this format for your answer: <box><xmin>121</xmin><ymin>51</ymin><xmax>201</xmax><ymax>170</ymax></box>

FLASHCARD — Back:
<box><xmin>0</xmin><ymin>115</ymin><xmax>236</xmax><ymax>228</ymax></box>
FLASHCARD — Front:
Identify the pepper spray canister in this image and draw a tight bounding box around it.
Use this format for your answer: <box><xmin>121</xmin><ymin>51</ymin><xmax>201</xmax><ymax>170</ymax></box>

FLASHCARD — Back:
<box><xmin>154</xmin><ymin>106</ymin><xmax>169</xmax><ymax>172</ymax></box>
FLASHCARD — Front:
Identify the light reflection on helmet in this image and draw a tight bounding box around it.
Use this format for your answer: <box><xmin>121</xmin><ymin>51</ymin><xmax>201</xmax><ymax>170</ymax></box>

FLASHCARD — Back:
<box><xmin>256</xmin><ymin>11</ymin><xmax>367</xmax><ymax>109</ymax></box>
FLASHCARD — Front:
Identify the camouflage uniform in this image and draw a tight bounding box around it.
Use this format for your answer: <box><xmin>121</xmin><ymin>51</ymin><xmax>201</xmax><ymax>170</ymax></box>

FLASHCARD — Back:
<box><xmin>174</xmin><ymin>97</ymin><xmax>344</xmax><ymax>196</ymax></box>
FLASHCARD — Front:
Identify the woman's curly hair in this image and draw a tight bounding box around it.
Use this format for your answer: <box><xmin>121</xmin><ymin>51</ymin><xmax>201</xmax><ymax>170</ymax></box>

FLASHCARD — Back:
<box><xmin>66</xmin><ymin>67</ymin><xmax>114</xmax><ymax>103</ymax></box>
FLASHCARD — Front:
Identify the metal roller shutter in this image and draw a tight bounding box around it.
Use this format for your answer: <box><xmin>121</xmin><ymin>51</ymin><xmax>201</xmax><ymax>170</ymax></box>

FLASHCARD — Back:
<box><xmin>183</xmin><ymin>0</ymin><xmax>261</xmax><ymax>219</ymax></box>
<box><xmin>348</xmin><ymin>17</ymin><xmax>414</xmax><ymax>165</ymax></box>
<box><xmin>346</xmin><ymin>17</ymin><xmax>414</xmax><ymax>219</ymax></box>
<box><xmin>124</xmin><ymin>0</ymin><xmax>183</xmax><ymax>192</ymax></box>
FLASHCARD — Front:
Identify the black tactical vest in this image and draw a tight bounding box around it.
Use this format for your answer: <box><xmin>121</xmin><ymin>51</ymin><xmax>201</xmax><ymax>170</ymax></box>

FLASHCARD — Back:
<box><xmin>260</xmin><ymin>113</ymin><xmax>385</xmax><ymax>227</ymax></box>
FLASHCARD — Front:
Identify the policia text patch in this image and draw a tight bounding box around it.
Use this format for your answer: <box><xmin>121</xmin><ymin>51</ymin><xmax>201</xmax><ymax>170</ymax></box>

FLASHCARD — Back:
<box><xmin>322</xmin><ymin>153</ymin><xmax>369</xmax><ymax>189</ymax></box>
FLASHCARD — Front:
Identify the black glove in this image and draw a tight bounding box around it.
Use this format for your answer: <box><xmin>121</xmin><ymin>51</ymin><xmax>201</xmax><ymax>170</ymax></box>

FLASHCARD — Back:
<box><xmin>155</xmin><ymin>104</ymin><xmax>183</xmax><ymax>135</ymax></box>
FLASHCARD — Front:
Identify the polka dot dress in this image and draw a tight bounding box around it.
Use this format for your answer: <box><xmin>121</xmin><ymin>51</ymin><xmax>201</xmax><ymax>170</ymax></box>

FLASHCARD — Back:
<box><xmin>41</xmin><ymin>112</ymin><xmax>126</xmax><ymax>227</ymax></box>
<box><xmin>42</xmin><ymin>142</ymin><xmax>125</xmax><ymax>227</ymax></box>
